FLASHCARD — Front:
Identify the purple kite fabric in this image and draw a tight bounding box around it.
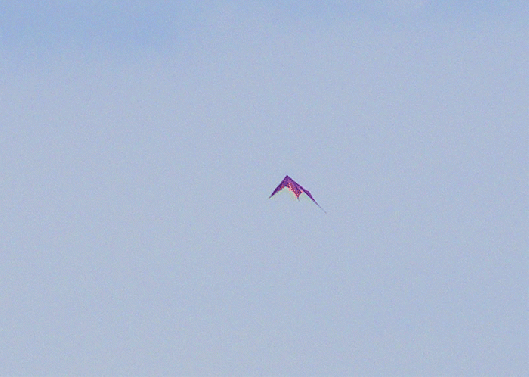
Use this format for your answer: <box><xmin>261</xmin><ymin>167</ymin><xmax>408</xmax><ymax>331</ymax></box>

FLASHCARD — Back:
<box><xmin>269</xmin><ymin>175</ymin><xmax>326</xmax><ymax>213</ymax></box>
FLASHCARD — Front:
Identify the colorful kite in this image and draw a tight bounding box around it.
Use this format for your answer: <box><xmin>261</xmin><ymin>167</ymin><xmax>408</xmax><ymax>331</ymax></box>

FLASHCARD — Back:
<box><xmin>269</xmin><ymin>175</ymin><xmax>326</xmax><ymax>213</ymax></box>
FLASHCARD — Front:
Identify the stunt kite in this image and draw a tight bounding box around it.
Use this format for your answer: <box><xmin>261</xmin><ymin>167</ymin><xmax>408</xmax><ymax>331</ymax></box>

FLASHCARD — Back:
<box><xmin>269</xmin><ymin>175</ymin><xmax>326</xmax><ymax>213</ymax></box>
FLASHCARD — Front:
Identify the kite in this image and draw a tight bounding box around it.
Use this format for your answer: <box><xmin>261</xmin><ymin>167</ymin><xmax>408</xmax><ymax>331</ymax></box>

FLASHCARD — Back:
<box><xmin>269</xmin><ymin>175</ymin><xmax>326</xmax><ymax>213</ymax></box>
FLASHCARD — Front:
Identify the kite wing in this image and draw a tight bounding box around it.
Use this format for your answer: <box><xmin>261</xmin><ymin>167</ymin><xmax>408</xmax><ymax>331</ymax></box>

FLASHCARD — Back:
<box><xmin>301</xmin><ymin>188</ymin><xmax>326</xmax><ymax>213</ymax></box>
<box><xmin>269</xmin><ymin>179</ymin><xmax>287</xmax><ymax>198</ymax></box>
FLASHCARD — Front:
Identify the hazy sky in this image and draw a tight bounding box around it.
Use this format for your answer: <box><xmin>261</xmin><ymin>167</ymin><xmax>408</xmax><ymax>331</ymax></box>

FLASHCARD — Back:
<box><xmin>1</xmin><ymin>1</ymin><xmax>527</xmax><ymax>376</ymax></box>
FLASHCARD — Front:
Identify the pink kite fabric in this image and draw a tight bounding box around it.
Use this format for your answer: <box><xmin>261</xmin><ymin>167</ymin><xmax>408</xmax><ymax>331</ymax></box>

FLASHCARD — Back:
<box><xmin>269</xmin><ymin>175</ymin><xmax>326</xmax><ymax>213</ymax></box>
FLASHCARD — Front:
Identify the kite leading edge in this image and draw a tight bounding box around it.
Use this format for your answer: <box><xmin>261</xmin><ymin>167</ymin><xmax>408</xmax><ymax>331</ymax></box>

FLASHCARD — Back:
<box><xmin>269</xmin><ymin>175</ymin><xmax>326</xmax><ymax>213</ymax></box>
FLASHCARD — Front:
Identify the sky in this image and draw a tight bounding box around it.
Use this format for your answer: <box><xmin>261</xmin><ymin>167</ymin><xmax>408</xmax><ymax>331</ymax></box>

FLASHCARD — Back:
<box><xmin>1</xmin><ymin>1</ymin><xmax>527</xmax><ymax>376</ymax></box>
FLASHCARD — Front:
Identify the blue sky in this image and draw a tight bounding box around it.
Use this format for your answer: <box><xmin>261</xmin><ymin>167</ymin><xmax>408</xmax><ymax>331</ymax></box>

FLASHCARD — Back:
<box><xmin>1</xmin><ymin>1</ymin><xmax>527</xmax><ymax>375</ymax></box>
